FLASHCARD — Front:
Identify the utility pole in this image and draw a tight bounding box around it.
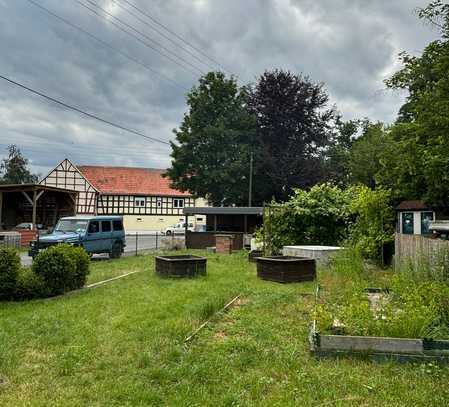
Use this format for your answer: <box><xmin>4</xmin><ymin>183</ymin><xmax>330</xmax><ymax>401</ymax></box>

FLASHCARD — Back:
<box><xmin>248</xmin><ymin>151</ymin><xmax>253</xmax><ymax>207</ymax></box>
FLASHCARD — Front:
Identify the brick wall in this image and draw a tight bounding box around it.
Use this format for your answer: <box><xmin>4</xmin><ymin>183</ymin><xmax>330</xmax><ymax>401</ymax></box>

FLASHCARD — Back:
<box><xmin>215</xmin><ymin>235</ymin><xmax>234</xmax><ymax>254</ymax></box>
<box><xmin>17</xmin><ymin>230</ymin><xmax>38</xmax><ymax>247</ymax></box>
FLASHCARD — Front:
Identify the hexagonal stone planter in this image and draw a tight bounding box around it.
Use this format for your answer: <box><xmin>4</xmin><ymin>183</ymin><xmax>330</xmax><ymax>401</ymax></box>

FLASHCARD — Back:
<box><xmin>256</xmin><ymin>256</ymin><xmax>316</xmax><ymax>283</ymax></box>
<box><xmin>155</xmin><ymin>255</ymin><xmax>207</xmax><ymax>278</ymax></box>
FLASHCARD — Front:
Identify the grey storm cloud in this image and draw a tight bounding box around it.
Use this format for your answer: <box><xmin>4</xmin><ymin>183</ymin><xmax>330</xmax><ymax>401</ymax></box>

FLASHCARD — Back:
<box><xmin>0</xmin><ymin>0</ymin><xmax>440</xmax><ymax>175</ymax></box>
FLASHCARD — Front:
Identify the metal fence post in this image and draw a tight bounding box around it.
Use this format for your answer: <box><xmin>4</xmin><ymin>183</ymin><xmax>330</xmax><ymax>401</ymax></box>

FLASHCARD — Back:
<box><xmin>156</xmin><ymin>232</ymin><xmax>158</xmax><ymax>250</ymax></box>
<box><xmin>135</xmin><ymin>232</ymin><xmax>138</xmax><ymax>256</ymax></box>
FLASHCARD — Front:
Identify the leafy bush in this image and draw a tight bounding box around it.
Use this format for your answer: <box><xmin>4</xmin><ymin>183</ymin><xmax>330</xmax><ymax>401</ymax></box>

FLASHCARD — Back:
<box><xmin>263</xmin><ymin>184</ymin><xmax>352</xmax><ymax>253</ymax></box>
<box><xmin>347</xmin><ymin>185</ymin><xmax>394</xmax><ymax>263</ymax></box>
<box><xmin>261</xmin><ymin>183</ymin><xmax>395</xmax><ymax>262</ymax></box>
<box><xmin>0</xmin><ymin>247</ymin><xmax>21</xmax><ymax>300</ymax></box>
<box><xmin>64</xmin><ymin>246</ymin><xmax>91</xmax><ymax>290</ymax></box>
<box><xmin>32</xmin><ymin>244</ymin><xmax>77</xmax><ymax>296</ymax></box>
<box><xmin>15</xmin><ymin>268</ymin><xmax>48</xmax><ymax>300</ymax></box>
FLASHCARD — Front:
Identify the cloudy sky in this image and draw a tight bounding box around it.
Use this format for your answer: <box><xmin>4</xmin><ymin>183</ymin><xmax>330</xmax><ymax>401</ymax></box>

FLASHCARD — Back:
<box><xmin>0</xmin><ymin>0</ymin><xmax>440</xmax><ymax>176</ymax></box>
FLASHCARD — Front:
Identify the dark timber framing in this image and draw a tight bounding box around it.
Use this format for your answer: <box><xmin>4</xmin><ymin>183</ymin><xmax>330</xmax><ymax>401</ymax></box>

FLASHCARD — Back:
<box><xmin>40</xmin><ymin>159</ymin><xmax>98</xmax><ymax>214</ymax></box>
<box><xmin>0</xmin><ymin>184</ymin><xmax>77</xmax><ymax>230</ymax></box>
<box><xmin>97</xmin><ymin>195</ymin><xmax>195</xmax><ymax>216</ymax></box>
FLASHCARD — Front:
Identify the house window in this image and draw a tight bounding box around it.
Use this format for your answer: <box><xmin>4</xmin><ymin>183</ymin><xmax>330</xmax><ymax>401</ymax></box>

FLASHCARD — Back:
<box><xmin>135</xmin><ymin>197</ymin><xmax>146</xmax><ymax>207</ymax></box>
<box><xmin>402</xmin><ymin>212</ymin><xmax>414</xmax><ymax>234</ymax></box>
<box><xmin>157</xmin><ymin>199</ymin><xmax>162</xmax><ymax>208</ymax></box>
<box><xmin>421</xmin><ymin>212</ymin><xmax>434</xmax><ymax>235</ymax></box>
<box><xmin>173</xmin><ymin>198</ymin><xmax>184</xmax><ymax>208</ymax></box>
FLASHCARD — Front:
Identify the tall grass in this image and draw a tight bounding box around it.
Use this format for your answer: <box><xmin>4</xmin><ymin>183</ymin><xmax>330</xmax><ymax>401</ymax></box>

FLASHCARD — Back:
<box><xmin>396</xmin><ymin>246</ymin><xmax>449</xmax><ymax>283</ymax></box>
<box><xmin>317</xmin><ymin>246</ymin><xmax>449</xmax><ymax>339</ymax></box>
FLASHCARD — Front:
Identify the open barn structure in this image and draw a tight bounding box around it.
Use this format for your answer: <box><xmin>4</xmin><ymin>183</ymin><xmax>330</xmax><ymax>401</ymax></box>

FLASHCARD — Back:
<box><xmin>0</xmin><ymin>184</ymin><xmax>77</xmax><ymax>231</ymax></box>
<box><xmin>183</xmin><ymin>206</ymin><xmax>263</xmax><ymax>250</ymax></box>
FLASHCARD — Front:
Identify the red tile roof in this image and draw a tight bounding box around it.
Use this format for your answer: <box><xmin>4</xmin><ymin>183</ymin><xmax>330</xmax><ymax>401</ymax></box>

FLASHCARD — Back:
<box><xmin>77</xmin><ymin>165</ymin><xmax>191</xmax><ymax>197</ymax></box>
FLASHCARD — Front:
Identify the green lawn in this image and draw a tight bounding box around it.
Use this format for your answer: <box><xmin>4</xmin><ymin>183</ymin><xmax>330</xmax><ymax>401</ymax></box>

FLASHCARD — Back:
<box><xmin>1</xmin><ymin>251</ymin><xmax>448</xmax><ymax>406</ymax></box>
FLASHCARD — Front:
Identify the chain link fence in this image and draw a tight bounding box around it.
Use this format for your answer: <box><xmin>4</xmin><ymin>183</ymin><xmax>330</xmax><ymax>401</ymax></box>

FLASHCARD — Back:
<box><xmin>0</xmin><ymin>232</ymin><xmax>21</xmax><ymax>249</ymax></box>
<box><xmin>125</xmin><ymin>232</ymin><xmax>186</xmax><ymax>255</ymax></box>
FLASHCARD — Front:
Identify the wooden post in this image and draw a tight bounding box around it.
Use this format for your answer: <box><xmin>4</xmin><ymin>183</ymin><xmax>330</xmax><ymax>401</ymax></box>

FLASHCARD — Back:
<box><xmin>0</xmin><ymin>192</ymin><xmax>3</xmax><ymax>230</ymax></box>
<box><xmin>244</xmin><ymin>214</ymin><xmax>248</xmax><ymax>234</ymax></box>
<box><xmin>32</xmin><ymin>189</ymin><xmax>37</xmax><ymax>230</ymax></box>
<box><xmin>214</xmin><ymin>215</ymin><xmax>217</xmax><ymax>232</ymax></box>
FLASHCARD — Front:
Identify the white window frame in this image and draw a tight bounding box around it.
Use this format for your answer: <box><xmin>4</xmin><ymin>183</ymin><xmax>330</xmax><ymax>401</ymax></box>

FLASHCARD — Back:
<box><xmin>173</xmin><ymin>198</ymin><xmax>184</xmax><ymax>209</ymax></box>
<box><xmin>135</xmin><ymin>197</ymin><xmax>146</xmax><ymax>207</ymax></box>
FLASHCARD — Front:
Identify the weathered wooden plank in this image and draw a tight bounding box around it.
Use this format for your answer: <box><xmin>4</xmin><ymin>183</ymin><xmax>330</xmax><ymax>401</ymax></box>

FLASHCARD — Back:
<box><xmin>319</xmin><ymin>335</ymin><xmax>423</xmax><ymax>354</ymax></box>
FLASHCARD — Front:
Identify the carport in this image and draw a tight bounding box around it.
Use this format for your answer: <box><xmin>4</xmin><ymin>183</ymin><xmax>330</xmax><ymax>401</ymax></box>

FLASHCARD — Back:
<box><xmin>183</xmin><ymin>207</ymin><xmax>263</xmax><ymax>249</ymax></box>
<box><xmin>0</xmin><ymin>184</ymin><xmax>78</xmax><ymax>231</ymax></box>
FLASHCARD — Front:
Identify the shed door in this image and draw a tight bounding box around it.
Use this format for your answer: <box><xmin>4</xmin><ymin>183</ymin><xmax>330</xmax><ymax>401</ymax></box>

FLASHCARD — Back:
<box><xmin>402</xmin><ymin>212</ymin><xmax>414</xmax><ymax>234</ymax></box>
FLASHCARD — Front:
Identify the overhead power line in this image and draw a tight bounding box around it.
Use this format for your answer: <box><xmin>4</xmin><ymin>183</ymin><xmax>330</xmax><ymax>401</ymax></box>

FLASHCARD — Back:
<box><xmin>75</xmin><ymin>0</ymin><xmax>205</xmax><ymax>76</ymax></box>
<box><xmin>25</xmin><ymin>0</ymin><xmax>188</xmax><ymax>91</ymax></box>
<box><xmin>118</xmin><ymin>0</ymin><xmax>232</xmax><ymax>75</ymax></box>
<box><xmin>0</xmin><ymin>74</ymin><xmax>171</xmax><ymax>146</ymax></box>
<box><xmin>109</xmin><ymin>0</ymin><xmax>217</xmax><ymax>72</ymax></box>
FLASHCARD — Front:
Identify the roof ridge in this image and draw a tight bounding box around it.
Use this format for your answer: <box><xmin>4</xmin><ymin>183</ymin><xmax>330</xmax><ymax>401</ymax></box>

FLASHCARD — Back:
<box><xmin>77</xmin><ymin>165</ymin><xmax>166</xmax><ymax>171</ymax></box>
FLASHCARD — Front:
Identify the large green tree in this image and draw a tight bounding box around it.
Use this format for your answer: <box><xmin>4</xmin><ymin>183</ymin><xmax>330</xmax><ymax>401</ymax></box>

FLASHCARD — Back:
<box><xmin>349</xmin><ymin>121</ymin><xmax>387</xmax><ymax>189</ymax></box>
<box><xmin>378</xmin><ymin>2</ymin><xmax>449</xmax><ymax>205</ymax></box>
<box><xmin>165</xmin><ymin>72</ymin><xmax>256</xmax><ymax>206</ymax></box>
<box><xmin>247</xmin><ymin>70</ymin><xmax>338</xmax><ymax>202</ymax></box>
<box><xmin>325</xmin><ymin>118</ymin><xmax>360</xmax><ymax>186</ymax></box>
<box><xmin>0</xmin><ymin>145</ymin><xmax>38</xmax><ymax>185</ymax></box>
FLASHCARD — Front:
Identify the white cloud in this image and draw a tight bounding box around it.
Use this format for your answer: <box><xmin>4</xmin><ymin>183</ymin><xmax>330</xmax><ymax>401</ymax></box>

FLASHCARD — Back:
<box><xmin>0</xmin><ymin>0</ymin><xmax>439</xmax><ymax>174</ymax></box>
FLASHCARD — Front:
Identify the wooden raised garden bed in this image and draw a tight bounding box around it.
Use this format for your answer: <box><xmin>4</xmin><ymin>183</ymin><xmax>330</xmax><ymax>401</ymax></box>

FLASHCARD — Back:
<box><xmin>248</xmin><ymin>250</ymin><xmax>264</xmax><ymax>263</ymax></box>
<box><xmin>310</xmin><ymin>286</ymin><xmax>449</xmax><ymax>363</ymax></box>
<box><xmin>155</xmin><ymin>255</ymin><xmax>207</xmax><ymax>278</ymax></box>
<box><xmin>256</xmin><ymin>256</ymin><xmax>316</xmax><ymax>283</ymax></box>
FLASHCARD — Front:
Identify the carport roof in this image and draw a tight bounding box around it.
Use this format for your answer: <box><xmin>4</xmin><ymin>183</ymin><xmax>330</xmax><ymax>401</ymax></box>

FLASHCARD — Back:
<box><xmin>183</xmin><ymin>207</ymin><xmax>263</xmax><ymax>216</ymax></box>
<box><xmin>0</xmin><ymin>184</ymin><xmax>77</xmax><ymax>194</ymax></box>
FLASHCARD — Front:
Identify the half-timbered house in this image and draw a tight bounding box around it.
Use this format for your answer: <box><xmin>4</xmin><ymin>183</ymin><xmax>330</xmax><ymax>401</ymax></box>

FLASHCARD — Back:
<box><xmin>40</xmin><ymin>159</ymin><xmax>205</xmax><ymax>230</ymax></box>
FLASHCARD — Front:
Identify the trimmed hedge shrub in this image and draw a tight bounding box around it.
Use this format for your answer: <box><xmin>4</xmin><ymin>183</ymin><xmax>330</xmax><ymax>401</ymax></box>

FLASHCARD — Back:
<box><xmin>15</xmin><ymin>268</ymin><xmax>48</xmax><ymax>300</ymax></box>
<box><xmin>32</xmin><ymin>244</ymin><xmax>91</xmax><ymax>296</ymax></box>
<box><xmin>65</xmin><ymin>246</ymin><xmax>91</xmax><ymax>290</ymax></box>
<box><xmin>32</xmin><ymin>244</ymin><xmax>77</xmax><ymax>296</ymax></box>
<box><xmin>0</xmin><ymin>244</ymin><xmax>91</xmax><ymax>301</ymax></box>
<box><xmin>0</xmin><ymin>247</ymin><xmax>21</xmax><ymax>300</ymax></box>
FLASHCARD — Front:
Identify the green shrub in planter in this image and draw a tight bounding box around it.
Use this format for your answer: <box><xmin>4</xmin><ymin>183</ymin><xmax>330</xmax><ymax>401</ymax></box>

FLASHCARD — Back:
<box><xmin>15</xmin><ymin>268</ymin><xmax>48</xmax><ymax>300</ymax></box>
<box><xmin>65</xmin><ymin>246</ymin><xmax>90</xmax><ymax>290</ymax></box>
<box><xmin>32</xmin><ymin>244</ymin><xmax>77</xmax><ymax>296</ymax></box>
<box><xmin>0</xmin><ymin>247</ymin><xmax>21</xmax><ymax>300</ymax></box>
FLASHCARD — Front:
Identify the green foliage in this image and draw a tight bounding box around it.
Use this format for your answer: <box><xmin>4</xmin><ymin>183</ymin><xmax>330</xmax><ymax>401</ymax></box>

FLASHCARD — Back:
<box><xmin>317</xmin><ymin>252</ymin><xmax>449</xmax><ymax>339</ymax></box>
<box><xmin>379</xmin><ymin>4</ymin><xmax>449</xmax><ymax>205</ymax></box>
<box><xmin>0</xmin><ymin>247</ymin><xmax>21</xmax><ymax>300</ymax></box>
<box><xmin>263</xmin><ymin>183</ymin><xmax>395</xmax><ymax>262</ymax></box>
<box><xmin>264</xmin><ymin>184</ymin><xmax>352</xmax><ymax>252</ymax></box>
<box><xmin>32</xmin><ymin>245</ymin><xmax>78</xmax><ymax>296</ymax></box>
<box><xmin>348</xmin><ymin>185</ymin><xmax>394</xmax><ymax>262</ymax></box>
<box><xmin>166</xmin><ymin>71</ymin><xmax>256</xmax><ymax>206</ymax></box>
<box><xmin>0</xmin><ymin>145</ymin><xmax>38</xmax><ymax>185</ymax></box>
<box><xmin>324</xmin><ymin>119</ymin><xmax>359</xmax><ymax>186</ymax></box>
<box><xmin>65</xmin><ymin>246</ymin><xmax>91</xmax><ymax>289</ymax></box>
<box><xmin>248</xmin><ymin>70</ymin><xmax>338</xmax><ymax>202</ymax></box>
<box><xmin>349</xmin><ymin>122</ymin><xmax>387</xmax><ymax>188</ymax></box>
<box><xmin>167</xmin><ymin>69</ymin><xmax>342</xmax><ymax>205</ymax></box>
<box><xmin>14</xmin><ymin>268</ymin><xmax>48</xmax><ymax>300</ymax></box>
<box><xmin>1</xmin><ymin>252</ymin><xmax>449</xmax><ymax>405</ymax></box>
